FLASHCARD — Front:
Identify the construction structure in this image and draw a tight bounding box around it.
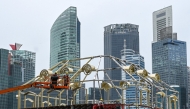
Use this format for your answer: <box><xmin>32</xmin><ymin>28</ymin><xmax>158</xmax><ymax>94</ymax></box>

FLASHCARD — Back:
<box><xmin>0</xmin><ymin>55</ymin><xmax>180</xmax><ymax>109</ymax></box>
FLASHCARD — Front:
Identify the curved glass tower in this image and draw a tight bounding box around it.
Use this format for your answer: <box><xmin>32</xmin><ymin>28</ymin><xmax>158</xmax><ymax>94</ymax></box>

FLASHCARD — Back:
<box><xmin>50</xmin><ymin>6</ymin><xmax>80</xmax><ymax>103</ymax></box>
<box><xmin>50</xmin><ymin>6</ymin><xmax>80</xmax><ymax>68</ymax></box>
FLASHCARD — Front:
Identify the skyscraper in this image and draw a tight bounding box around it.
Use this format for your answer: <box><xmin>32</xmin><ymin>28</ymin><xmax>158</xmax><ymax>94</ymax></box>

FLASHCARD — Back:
<box><xmin>188</xmin><ymin>66</ymin><xmax>190</xmax><ymax>108</ymax></box>
<box><xmin>152</xmin><ymin>6</ymin><xmax>188</xmax><ymax>108</ymax></box>
<box><xmin>104</xmin><ymin>23</ymin><xmax>139</xmax><ymax>100</ymax></box>
<box><xmin>0</xmin><ymin>49</ymin><xmax>9</xmax><ymax>109</ymax></box>
<box><xmin>10</xmin><ymin>50</ymin><xmax>36</xmax><ymax>82</ymax></box>
<box><xmin>10</xmin><ymin>51</ymin><xmax>36</xmax><ymax>109</ymax></box>
<box><xmin>152</xmin><ymin>38</ymin><xmax>187</xmax><ymax>108</ymax></box>
<box><xmin>121</xmin><ymin>40</ymin><xmax>145</xmax><ymax>107</ymax></box>
<box><xmin>153</xmin><ymin>6</ymin><xmax>173</xmax><ymax>42</ymax></box>
<box><xmin>50</xmin><ymin>6</ymin><xmax>80</xmax><ymax>103</ymax></box>
<box><xmin>0</xmin><ymin>44</ymin><xmax>36</xmax><ymax>109</ymax></box>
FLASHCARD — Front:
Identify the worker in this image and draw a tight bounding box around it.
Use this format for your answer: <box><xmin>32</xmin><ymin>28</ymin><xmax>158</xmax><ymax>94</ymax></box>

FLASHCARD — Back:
<box><xmin>51</xmin><ymin>73</ymin><xmax>59</xmax><ymax>88</ymax></box>
<box><xmin>63</xmin><ymin>75</ymin><xmax>66</xmax><ymax>86</ymax></box>
<box><xmin>65</xmin><ymin>74</ymin><xmax>69</xmax><ymax>86</ymax></box>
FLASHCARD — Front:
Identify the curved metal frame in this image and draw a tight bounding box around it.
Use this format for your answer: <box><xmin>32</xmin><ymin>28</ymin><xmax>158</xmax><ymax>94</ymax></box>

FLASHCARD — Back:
<box><xmin>14</xmin><ymin>55</ymin><xmax>180</xmax><ymax>109</ymax></box>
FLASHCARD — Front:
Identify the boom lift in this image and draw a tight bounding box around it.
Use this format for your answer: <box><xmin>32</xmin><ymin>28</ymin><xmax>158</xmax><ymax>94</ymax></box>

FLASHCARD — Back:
<box><xmin>0</xmin><ymin>61</ymin><xmax>71</xmax><ymax>95</ymax></box>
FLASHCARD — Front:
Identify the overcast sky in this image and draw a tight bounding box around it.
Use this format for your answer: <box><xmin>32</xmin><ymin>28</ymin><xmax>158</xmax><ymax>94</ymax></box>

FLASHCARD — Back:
<box><xmin>0</xmin><ymin>0</ymin><xmax>189</xmax><ymax>87</ymax></box>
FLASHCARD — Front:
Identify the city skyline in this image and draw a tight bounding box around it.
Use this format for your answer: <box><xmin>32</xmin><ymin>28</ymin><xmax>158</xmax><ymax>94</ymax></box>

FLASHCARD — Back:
<box><xmin>0</xmin><ymin>1</ymin><xmax>189</xmax><ymax>89</ymax></box>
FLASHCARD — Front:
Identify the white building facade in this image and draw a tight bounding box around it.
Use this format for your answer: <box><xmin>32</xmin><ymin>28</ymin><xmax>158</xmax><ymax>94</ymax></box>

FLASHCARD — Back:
<box><xmin>153</xmin><ymin>6</ymin><xmax>173</xmax><ymax>42</ymax></box>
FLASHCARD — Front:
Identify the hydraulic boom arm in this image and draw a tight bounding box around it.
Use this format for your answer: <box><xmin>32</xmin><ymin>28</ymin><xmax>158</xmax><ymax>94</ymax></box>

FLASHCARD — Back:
<box><xmin>0</xmin><ymin>83</ymin><xmax>33</xmax><ymax>95</ymax></box>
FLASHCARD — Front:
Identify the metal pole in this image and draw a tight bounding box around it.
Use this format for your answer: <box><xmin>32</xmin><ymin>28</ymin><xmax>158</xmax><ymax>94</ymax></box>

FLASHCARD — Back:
<box><xmin>73</xmin><ymin>90</ymin><xmax>75</xmax><ymax>105</ymax></box>
<box><xmin>24</xmin><ymin>95</ymin><xmax>26</xmax><ymax>108</ymax></box>
<box><xmin>93</xmin><ymin>78</ymin><xmax>95</xmax><ymax>104</ymax></box>
<box><xmin>48</xmin><ymin>93</ymin><xmax>50</xmax><ymax>106</ymax></box>
<box><xmin>41</xmin><ymin>88</ymin><xmax>44</xmax><ymax>107</ymax></box>
<box><xmin>177</xmin><ymin>93</ymin><xmax>180</xmax><ymax>109</ymax></box>
<box><xmin>32</xmin><ymin>102</ymin><xmax>34</xmax><ymax>108</ymax></box>
<box><xmin>59</xmin><ymin>93</ymin><xmax>61</xmax><ymax>105</ymax></box>
<box><xmin>168</xmin><ymin>96</ymin><xmax>171</xmax><ymax>109</ymax></box>
<box><xmin>17</xmin><ymin>90</ymin><xmax>21</xmax><ymax>109</ymax></box>
<box><xmin>42</xmin><ymin>102</ymin><xmax>44</xmax><ymax>107</ymax></box>
<box><xmin>151</xmin><ymin>85</ymin><xmax>154</xmax><ymax>108</ymax></box>
<box><xmin>66</xmin><ymin>89</ymin><xmax>68</xmax><ymax>105</ymax></box>
<box><xmin>55</xmin><ymin>97</ymin><xmax>57</xmax><ymax>106</ymax></box>
<box><xmin>122</xmin><ymin>89</ymin><xmax>124</xmax><ymax>104</ymax></box>
<box><xmin>58</xmin><ymin>90</ymin><xmax>65</xmax><ymax>106</ymax></box>
<box><xmin>155</xmin><ymin>94</ymin><xmax>157</xmax><ymax>108</ymax></box>
<box><xmin>166</xmin><ymin>90</ymin><xmax>168</xmax><ymax>109</ymax></box>
<box><xmin>37</xmin><ymin>95</ymin><xmax>39</xmax><ymax>107</ymax></box>
<box><xmin>135</xmin><ymin>84</ymin><xmax>138</xmax><ymax>109</ymax></box>
<box><xmin>140</xmin><ymin>90</ymin><xmax>142</xmax><ymax>105</ymax></box>
<box><xmin>107</xmin><ymin>90</ymin><xmax>109</xmax><ymax>103</ymax></box>
<box><xmin>34</xmin><ymin>94</ymin><xmax>36</xmax><ymax>107</ymax></box>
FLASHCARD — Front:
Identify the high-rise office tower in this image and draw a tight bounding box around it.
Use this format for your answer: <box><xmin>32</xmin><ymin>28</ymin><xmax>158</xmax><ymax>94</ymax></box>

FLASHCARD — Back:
<box><xmin>104</xmin><ymin>23</ymin><xmax>139</xmax><ymax>100</ymax></box>
<box><xmin>0</xmin><ymin>49</ymin><xmax>9</xmax><ymax>109</ymax></box>
<box><xmin>152</xmin><ymin>6</ymin><xmax>188</xmax><ymax>109</ymax></box>
<box><xmin>0</xmin><ymin>44</ymin><xmax>36</xmax><ymax>109</ymax></box>
<box><xmin>11</xmin><ymin>54</ymin><xmax>35</xmax><ymax>108</ymax></box>
<box><xmin>152</xmin><ymin>38</ymin><xmax>187</xmax><ymax>109</ymax></box>
<box><xmin>121</xmin><ymin>40</ymin><xmax>146</xmax><ymax>107</ymax></box>
<box><xmin>50</xmin><ymin>6</ymin><xmax>80</xmax><ymax>103</ymax></box>
<box><xmin>10</xmin><ymin>51</ymin><xmax>36</xmax><ymax>82</ymax></box>
<box><xmin>153</xmin><ymin>6</ymin><xmax>173</xmax><ymax>42</ymax></box>
<box><xmin>188</xmin><ymin>66</ymin><xmax>190</xmax><ymax>108</ymax></box>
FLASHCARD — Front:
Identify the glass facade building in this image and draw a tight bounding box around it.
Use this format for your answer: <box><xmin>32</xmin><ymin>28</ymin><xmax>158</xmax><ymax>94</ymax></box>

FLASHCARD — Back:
<box><xmin>50</xmin><ymin>6</ymin><xmax>80</xmax><ymax>103</ymax></box>
<box><xmin>0</xmin><ymin>49</ymin><xmax>9</xmax><ymax>109</ymax></box>
<box><xmin>104</xmin><ymin>23</ymin><xmax>139</xmax><ymax>100</ymax></box>
<box><xmin>0</xmin><ymin>48</ymin><xmax>36</xmax><ymax>109</ymax></box>
<box><xmin>152</xmin><ymin>38</ymin><xmax>187</xmax><ymax>108</ymax></box>
<box><xmin>121</xmin><ymin>40</ymin><xmax>146</xmax><ymax>108</ymax></box>
<box><xmin>10</xmin><ymin>50</ymin><xmax>35</xmax><ymax>109</ymax></box>
<box><xmin>10</xmin><ymin>50</ymin><xmax>36</xmax><ymax>82</ymax></box>
<box><xmin>188</xmin><ymin>66</ymin><xmax>190</xmax><ymax>108</ymax></box>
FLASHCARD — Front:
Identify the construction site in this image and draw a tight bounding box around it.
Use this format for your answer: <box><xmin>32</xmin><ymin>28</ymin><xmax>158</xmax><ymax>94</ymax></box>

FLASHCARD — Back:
<box><xmin>0</xmin><ymin>55</ymin><xmax>179</xmax><ymax>109</ymax></box>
